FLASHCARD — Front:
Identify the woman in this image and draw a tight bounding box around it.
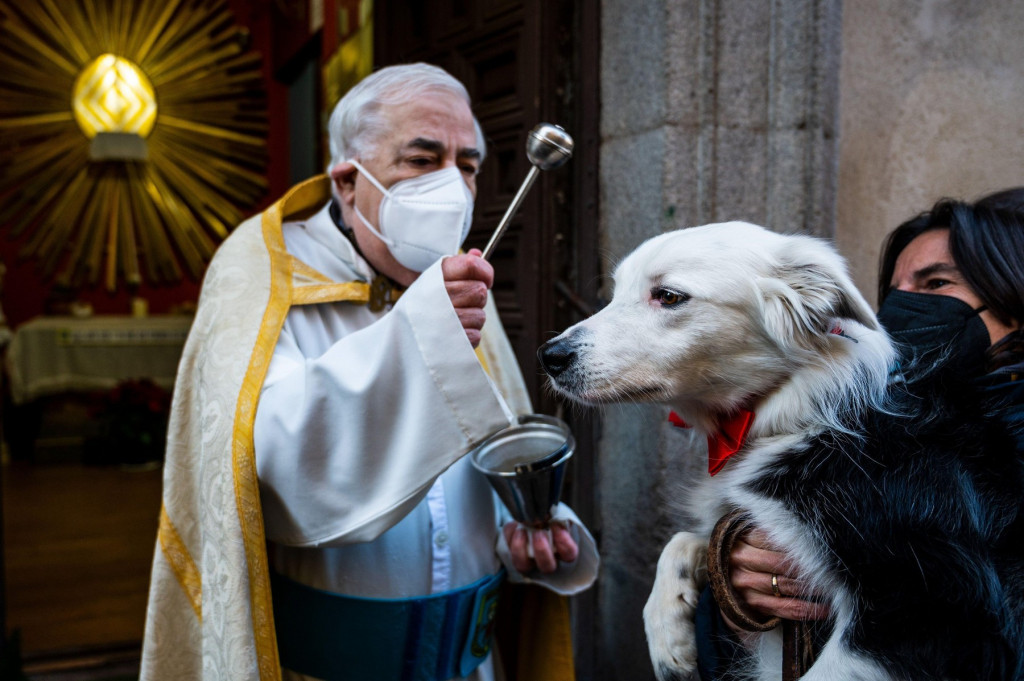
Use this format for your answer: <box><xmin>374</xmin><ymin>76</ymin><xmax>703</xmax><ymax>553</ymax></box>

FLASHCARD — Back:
<box><xmin>695</xmin><ymin>188</ymin><xmax>1024</xmax><ymax>680</ymax></box>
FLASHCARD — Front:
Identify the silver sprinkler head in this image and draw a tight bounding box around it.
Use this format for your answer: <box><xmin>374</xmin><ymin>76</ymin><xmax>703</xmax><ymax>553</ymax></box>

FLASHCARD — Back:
<box><xmin>526</xmin><ymin>123</ymin><xmax>574</xmax><ymax>170</ymax></box>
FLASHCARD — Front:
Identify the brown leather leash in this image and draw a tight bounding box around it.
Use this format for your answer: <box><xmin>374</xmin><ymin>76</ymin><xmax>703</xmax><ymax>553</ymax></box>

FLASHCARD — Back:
<box><xmin>707</xmin><ymin>510</ymin><xmax>815</xmax><ymax>680</ymax></box>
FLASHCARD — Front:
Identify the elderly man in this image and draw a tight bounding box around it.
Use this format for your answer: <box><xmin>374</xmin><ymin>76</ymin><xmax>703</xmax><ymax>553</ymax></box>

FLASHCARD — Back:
<box><xmin>141</xmin><ymin>63</ymin><xmax>597</xmax><ymax>681</ymax></box>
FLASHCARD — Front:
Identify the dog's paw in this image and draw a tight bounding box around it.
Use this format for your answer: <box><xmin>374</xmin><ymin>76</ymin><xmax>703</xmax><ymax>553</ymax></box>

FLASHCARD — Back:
<box><xmin>643</xmin><ymin>532</ymin><xmax>708</xmax><ymax>680</ymax></box>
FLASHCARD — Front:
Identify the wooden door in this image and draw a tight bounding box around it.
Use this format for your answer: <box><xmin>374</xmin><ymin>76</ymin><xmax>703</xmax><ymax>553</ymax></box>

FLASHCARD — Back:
<box><xmin>374</xmin><ymin>0</ymin><xmax>599</xmax><ymax>416</ymax></box>
<box><xmin>375</xmin><ymin>2</ymin><xmax>600</xmax><ymax>673</ymax></box>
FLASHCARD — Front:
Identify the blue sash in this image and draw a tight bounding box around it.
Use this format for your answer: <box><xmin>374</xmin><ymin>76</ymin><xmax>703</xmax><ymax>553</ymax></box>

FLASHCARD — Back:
<box><xmin>271</xmin><ymin>569</ymin><xmax>505</xmax><ymax>681</ymax></box>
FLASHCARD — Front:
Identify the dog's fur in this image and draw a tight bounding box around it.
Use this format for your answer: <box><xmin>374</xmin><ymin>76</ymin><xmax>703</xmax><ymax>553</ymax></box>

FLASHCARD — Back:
<box><xmin>538</xmin><ymin>222</ymin><xmax>1024</xmax><ymax>680</ymax></box>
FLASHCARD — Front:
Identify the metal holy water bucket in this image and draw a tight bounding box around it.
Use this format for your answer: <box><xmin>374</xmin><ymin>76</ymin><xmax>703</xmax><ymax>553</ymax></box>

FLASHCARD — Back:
<box><xmin>469</xmin><ymin>414</ymin><xmax>575</xmax><ymax>527</ymax></box>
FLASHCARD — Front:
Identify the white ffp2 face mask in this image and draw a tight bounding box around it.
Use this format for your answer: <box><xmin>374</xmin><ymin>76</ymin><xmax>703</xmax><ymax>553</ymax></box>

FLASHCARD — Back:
<box><xmin>349</xmin><ymin>160</ymin><xmax>474</xmax><ymax>272</ymax></box>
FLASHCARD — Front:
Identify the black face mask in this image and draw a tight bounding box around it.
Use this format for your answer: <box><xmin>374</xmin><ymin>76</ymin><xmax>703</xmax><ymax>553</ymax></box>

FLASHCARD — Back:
<box><xmin>876</xmin><ymin>289</ymin><xmax>991</xmax><ymax>379</ymax></box>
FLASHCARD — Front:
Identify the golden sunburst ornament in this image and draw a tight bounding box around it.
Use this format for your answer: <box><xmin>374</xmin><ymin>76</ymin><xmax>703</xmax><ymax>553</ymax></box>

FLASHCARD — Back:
<box><xmin>0</xmin><ymin>0</ymin><xmax>268</xmax><ymax>291</ymax></box>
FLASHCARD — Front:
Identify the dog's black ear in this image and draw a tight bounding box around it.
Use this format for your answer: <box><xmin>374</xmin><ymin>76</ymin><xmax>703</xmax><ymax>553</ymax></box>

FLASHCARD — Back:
<box><xmin>760</xmin><ymin>255</ymin><xmax>878</xmax><ymax>347</ymax></box>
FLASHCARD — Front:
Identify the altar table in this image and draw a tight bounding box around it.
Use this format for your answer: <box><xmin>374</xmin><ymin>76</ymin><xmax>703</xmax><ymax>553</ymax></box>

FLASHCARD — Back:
<box><xmin>5</xmin><ymin>315</ymin><xmax>193</xmax><ymax>405</ymax></box>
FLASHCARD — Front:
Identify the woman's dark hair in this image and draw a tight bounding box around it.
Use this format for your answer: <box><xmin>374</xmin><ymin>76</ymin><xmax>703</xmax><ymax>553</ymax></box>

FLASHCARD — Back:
<box><xmin>878</xmin><ymin>188</ymin><xmax>1024</xmax><ymax>330</ymax></box>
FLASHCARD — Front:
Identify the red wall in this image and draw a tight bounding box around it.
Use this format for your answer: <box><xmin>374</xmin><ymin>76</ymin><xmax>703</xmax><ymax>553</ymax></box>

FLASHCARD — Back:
<box><xmin>1</xmin><ymin>1</ymin><xmax>292</xmax><ymax>330</ymax></box>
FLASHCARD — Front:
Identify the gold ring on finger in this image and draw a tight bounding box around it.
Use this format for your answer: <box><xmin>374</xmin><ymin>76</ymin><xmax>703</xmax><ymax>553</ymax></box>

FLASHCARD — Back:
<box><xmin>771</xmin><ymin>573</ymin><xmax>783</xmax><ymax>598</ymax></box>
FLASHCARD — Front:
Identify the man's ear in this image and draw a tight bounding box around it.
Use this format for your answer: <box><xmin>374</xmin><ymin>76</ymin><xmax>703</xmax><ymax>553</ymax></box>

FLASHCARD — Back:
<box><xmin>329</xmin><ymin>161</ymin><xmax>358</xmax><ymax>207</ymax></box>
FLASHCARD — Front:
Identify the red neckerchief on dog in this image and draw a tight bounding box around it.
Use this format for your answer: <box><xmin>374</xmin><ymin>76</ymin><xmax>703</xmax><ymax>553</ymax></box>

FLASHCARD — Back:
<box><xmin>667</xmin><ymin>326</ymin><xmax>849</xmax><ymax>475</ymax></box>
<box><xmin>669</xmin><ymin>409</ymin><xmax>755</xmax><ymax>476</ymax></box>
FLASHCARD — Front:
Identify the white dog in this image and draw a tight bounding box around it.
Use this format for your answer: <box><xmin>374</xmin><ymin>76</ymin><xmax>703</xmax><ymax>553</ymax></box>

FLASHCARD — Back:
<box><xmin>538</xmin><ymin>222</ymin><xmax>1024</xmax><ymax>680</ymax></box>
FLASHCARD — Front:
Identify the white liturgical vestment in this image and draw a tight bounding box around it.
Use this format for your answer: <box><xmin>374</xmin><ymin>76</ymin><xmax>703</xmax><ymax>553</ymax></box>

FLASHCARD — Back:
<box><xmin>140</xmin><ymin>176</ymin><xmax>594</xmax><ymax>681</ymax></box>
<box><xmin>255</xmin><ymin>201</ymin><xmax>518</xmax><ymax>582</ymax></box>
<box><xmin>256</xmin><ymin>203</ymin><xmax>595</xmax><ymax>680</ymax></box>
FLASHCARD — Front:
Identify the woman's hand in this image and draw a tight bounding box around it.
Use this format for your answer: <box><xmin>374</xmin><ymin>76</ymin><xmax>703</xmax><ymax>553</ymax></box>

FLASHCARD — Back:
<box><xmin>723</xmin><ymin>527</ymin><xmax>830</xmax><ymax>632</ymax></box>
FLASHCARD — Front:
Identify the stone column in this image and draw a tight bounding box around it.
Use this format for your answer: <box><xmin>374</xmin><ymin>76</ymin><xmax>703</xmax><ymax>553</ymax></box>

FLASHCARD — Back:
<box><xmin>594</xmin><ymin>1</ymin><xmax>842</xmax><ymax>677</ymax></box>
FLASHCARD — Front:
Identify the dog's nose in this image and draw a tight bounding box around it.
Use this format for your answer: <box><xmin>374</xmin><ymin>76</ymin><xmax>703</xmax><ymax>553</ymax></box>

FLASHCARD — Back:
<box><xmin>538</xmin><ymin>337</ymin><xmax>576</xmax><ymax>377</ymax></box>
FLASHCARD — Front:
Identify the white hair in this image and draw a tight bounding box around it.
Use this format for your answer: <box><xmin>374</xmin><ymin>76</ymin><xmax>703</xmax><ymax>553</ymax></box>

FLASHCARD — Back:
<box><xmin>326</xmin><ymin>62</ymin><xmax>486</xmax><ymax>170</ymax></box>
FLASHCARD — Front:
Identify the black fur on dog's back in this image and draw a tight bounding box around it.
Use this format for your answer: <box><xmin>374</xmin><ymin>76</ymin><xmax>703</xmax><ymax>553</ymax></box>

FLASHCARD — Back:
<box><xmin>747</xmin><ymin>367</ymin><xmax>1024</xmax><ymax>681</ymax></box>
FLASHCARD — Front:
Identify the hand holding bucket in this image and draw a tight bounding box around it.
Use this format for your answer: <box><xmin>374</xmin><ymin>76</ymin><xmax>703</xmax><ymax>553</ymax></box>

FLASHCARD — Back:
<box><xmin>470</xmin><ymin>414</ymin><xmax>575</xmax><ymax>562</ymax></box>
<box><xmin>473</xmin><ymin>415</ymin><xmax>601</xmax><ymax>593</ymax></box>
<box><xmin>470</xmin><ymin>414</ymin><xmax>574</xmax><ymax>522</ymax></box>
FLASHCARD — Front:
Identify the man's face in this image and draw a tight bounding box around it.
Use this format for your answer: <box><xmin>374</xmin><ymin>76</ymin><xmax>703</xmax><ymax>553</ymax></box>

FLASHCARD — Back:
<box><xmin>331</xmin><ymin>92</ymin><xmax>481</xmax><ymax>287</ymax></box>
<box><xmin>890</xmin><ymin>228</ymin><xmax>1019</xmax><ymax>344</ymax></box>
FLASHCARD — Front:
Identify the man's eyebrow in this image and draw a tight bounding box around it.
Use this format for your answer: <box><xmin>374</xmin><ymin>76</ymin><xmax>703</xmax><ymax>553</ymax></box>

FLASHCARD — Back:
<box><xmin>404</xmin><ymin>137</ymin><xmax>444</xmax><ymax>154</ymax></box>
<box><xmin>401</xmin><ymin>137</ymin><xmax>482</xmax><ymax>160</ymax></box>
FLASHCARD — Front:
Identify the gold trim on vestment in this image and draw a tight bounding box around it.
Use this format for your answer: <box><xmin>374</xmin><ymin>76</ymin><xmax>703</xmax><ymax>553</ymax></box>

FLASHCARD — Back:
<box><xmin>224</xmin><ymin>175</ymin><xmax>568</xmax><ymax>681</ymax></box>
<box><xmin>286</xmin><ymin>235</ymin><xmax>403</xmax><ymax>308</ymax></box>
<box><xmin>475</xmin><ymin>346</ymin><xmax>490</xmax><ymax>375</ymax></box>
<box><xmin>157</xmin><ymin>505</ymin><xmax>202</xmax><ymax>621</ymax></box>
<box><xmin>234</xmin><ymin>175</ymin><xmax>332</xmax><ymax>681</ymax></box>
<box><xmin>291</xmin><ymin>281</ymin><xmax>371</xmax><ymax>306</ymax></box>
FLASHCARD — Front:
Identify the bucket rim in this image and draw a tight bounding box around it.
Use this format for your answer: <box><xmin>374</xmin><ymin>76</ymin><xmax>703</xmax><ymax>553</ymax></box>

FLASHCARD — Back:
<box><xmin>468</xmin><ymin>414</ymin><xmax>575</xmax><ymax>478</ymax></box>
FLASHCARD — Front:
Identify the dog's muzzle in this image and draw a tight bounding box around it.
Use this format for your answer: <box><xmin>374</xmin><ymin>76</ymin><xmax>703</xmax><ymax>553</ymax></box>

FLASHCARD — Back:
<box><xmin>538</xmin><ymin>335</ymin><xmax>576</xmax><ymax>378</ymax></box>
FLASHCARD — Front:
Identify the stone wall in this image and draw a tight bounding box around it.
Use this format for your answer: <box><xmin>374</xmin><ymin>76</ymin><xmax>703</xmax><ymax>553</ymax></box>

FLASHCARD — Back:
<box><xmin>595</xmin><ymin>1</ymin><xmax>842</xmax><ymax>677</ymax></box>
<box><xmin>591</xmin><ymin>1</ymin><xmax>1023</xmax><ymax>678</ymax></box>
<box><xmin>836</xmin><ymin>0</ymin><xmax>1024</xmax><ymax>304</ymax></box>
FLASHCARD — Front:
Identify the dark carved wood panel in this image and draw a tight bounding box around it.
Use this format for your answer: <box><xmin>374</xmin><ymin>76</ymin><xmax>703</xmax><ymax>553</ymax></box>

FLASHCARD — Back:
<box><xmin>374</xmin><ymin>6</ymin><xmax>600</xmax><ymax>673</ymax></box>
<box><xmin>375</xmin><ymin>0</ymin><xmax>596</xmax><ymax>416</ymax></box>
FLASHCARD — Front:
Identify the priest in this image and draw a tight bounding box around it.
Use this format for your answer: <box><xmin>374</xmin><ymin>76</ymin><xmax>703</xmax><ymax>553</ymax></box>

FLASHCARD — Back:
<box><xmin>140</xmin><ymin>62</ymin><xmax>598</xmax><ymax>681</ymax></box>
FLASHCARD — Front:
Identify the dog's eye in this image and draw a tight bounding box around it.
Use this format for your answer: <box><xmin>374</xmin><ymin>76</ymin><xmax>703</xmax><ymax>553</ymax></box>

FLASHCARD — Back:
<box><xmin>651</xmin><ymin>287</ymin><xmax>690</xmax><ymax>307</ymax></box>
